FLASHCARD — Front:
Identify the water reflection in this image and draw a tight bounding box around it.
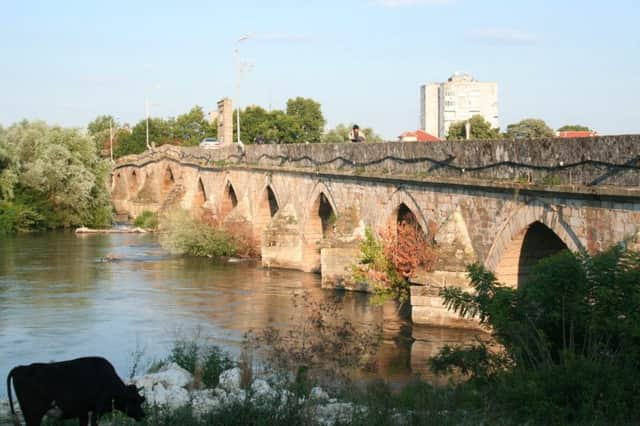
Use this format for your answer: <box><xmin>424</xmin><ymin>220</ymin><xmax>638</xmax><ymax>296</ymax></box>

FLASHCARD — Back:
<box><xmin>0</xmin><ymin>232</ymin><xmax>484</xmax><ymax>396</ymax></box>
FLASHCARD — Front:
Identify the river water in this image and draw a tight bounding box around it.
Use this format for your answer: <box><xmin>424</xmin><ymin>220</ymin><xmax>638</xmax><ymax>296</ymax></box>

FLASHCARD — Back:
<box><xmin>0</xmin><ymin>231</ymin><xmax>481</xmax><ymax>396</ymax></box>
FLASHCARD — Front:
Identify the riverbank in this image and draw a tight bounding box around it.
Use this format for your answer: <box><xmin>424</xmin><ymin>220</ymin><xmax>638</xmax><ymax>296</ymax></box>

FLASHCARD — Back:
<box><xmin>0</xmin><ymin>362</ymin><xmax>485</xmax><ymax>426</ymax></box>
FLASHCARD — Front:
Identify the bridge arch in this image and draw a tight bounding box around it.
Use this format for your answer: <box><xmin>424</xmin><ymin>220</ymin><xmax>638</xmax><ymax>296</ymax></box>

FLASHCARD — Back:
<box><xmin>254</xmin><ymin>183</ymin><xmax>281</xmax><ymax>247</ymax></box>
<box><xmin>486</xmin><ymin>203</ymin><xmax>583</xmax><ymax>288</ymax></box>
<box><xmin>220</xmin><ymin>177</ymin><xmax>239</xmax><ymax>219</ymax></box>
<box><xmin>128</xmin><ymin>170</ymin><xmax>139</xmax><ymax>198</ymax></box>
<box><xmin>161</xmin><ymin>165</ymin><xmax>176</xmax><ymax>201</ymax></box>
<box><xmin>193</xmin><ymin>176</ymin><xmax>207</xmax><ymax>210</ymax></box>
<box><xmin>112</xmin><ymin>172</ymin><xmax>127</xmax><ymax>200</ymax></box>
<box><xmin>302</xmin><ymin>181</ymin><xmax>338</xmax><ymax>272</ymax></box>
<box><xmin>383</xmin><ymin>189</ymin><xmax>430</xmax><ymax>237</ymax></box>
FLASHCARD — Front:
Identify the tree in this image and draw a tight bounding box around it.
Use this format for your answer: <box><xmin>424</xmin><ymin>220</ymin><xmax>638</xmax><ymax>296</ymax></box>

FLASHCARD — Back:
<box><xmin>172</xmin><ymin>105</ymin><xmax>216</xmax><ymax>146</ymax></box>
<box><xmin>87</xmin><ymin>115</ymin><xmax>119</xmax><ymax>158</ymax></box>
<box><xmin>286</xmin><ymin>97</ymin><xmax>326</xmax><ymax>143</ymax></box>
<box><xmin>558</xmin><ymin>124</ymin><xmax>591</xmax><ymax>132</ymax></box>
<box><xmin>114</xmin><ymin>117</ymin><xmax>174</xmax><ymax>158</ymax></box>
<box><xmin>236</xmin><ymin>106</ymin><xmax>275</xmax><ymax>144</ymax></box>
<box><xmin>446</xmin><ymin>115</ymin><xmax>500</xmax><ymax>140</ymax></box>
<box><xmin>322</xmin><ymin>123</ymin><xmax>385</xmax><ymax>143</ymax></box>
<box><xmin>0</xmin><ymin>120</ymin><xmax>113</xmax><ymax>231</ymax></box>
<box><xmin>505</xmin><ymin>118</ymin><xmax>555</xmax><ymax>139</ymax></box>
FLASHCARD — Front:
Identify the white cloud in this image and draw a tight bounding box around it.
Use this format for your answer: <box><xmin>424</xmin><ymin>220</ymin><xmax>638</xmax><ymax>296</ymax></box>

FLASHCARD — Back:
<box><xmin>374</xmin><ymin>0</ymin><xmax>456</xmax><ymax>7</ymax></box>
<box><xmin>468</xmin><ymin>28</ymin><xmax>538</xmax><ymax>45</ymax></box>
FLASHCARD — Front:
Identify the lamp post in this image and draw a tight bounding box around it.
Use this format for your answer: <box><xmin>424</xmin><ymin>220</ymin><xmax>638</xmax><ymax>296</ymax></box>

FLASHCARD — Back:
<box><xmin>145</xmin><ymin>97</ymin><xmax>151</xmax><ymax>150</ymax></box>
<box><xmin>234</xmin><ymin>33</ymin><xmax>253</xmax><ymax>146</ymax></box>
<box><xmin>109</xmin><ymin>116</ymin><xmax>117</xmax><ymax>163</ymax></box>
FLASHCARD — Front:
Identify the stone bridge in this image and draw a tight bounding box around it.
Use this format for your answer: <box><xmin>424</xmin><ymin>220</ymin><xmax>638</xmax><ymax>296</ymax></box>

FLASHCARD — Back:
<box><xmin>111</xmin><ymin>136</ymin><xmax>640</xmax><ymax>327</ymax></box>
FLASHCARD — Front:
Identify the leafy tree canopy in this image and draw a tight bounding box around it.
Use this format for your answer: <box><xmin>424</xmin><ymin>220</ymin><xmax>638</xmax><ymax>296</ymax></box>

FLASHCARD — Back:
<box><xmin>172</xmin><ymin>105</ymin><xmax>216</xmax><ymax>146</ymax></box>
<box><xmin>234</xmin><ymin>97</ymin><xmax>326</xmax><ymax>144</ymax></box>
<box><xmin>505</xmin><ymin>118</ymin><xmax>555</xmax><ymax>139</ymax></box>
<box><xmin>558</xmin><ymin>124</ymin><xmax>591</xmax><ymax>132</ymax></box>
<box><xmin>285</xmin><ymin>97</ymin><xmax>325</xmax><ymax>143</ymax></box>
<box><xmin>0</xmin><ymin>120</ymin><xmax>112</xmax><ymax>232</ymax></box>
<box><xmin>446</xmin><ymin>115</ymin><xmax>501</xmax><ymax>140</ymax></box>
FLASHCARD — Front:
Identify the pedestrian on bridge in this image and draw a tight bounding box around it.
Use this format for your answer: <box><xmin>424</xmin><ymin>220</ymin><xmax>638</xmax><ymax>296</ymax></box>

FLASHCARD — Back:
<box><xmin>349</xmin><ymin>124</ymin><xmax>366</xmax><ymax>143</ymax></box>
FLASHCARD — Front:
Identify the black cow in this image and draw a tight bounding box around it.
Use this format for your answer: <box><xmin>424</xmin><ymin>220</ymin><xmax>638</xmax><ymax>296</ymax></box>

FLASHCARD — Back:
<box><xmin>6</xmin><ymin>357</ymin><xmax>145</xmax><ymax>426</ymax></box>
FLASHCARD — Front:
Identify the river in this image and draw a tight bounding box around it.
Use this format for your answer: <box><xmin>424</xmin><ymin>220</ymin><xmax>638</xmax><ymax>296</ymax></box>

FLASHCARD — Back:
<box><xmin>0</xmin><ymin>231</ymin><xmax>481</xmax><ymax>396</ymax></box>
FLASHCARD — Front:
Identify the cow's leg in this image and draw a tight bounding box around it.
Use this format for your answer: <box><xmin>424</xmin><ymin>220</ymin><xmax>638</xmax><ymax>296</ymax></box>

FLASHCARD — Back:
<box><xmin>77</xmin><ymin>412</ymin><xmax>89</xmax><ymax>426</ymax></box>
<box><xmin>90</xmin><ymin>411</ymin><xmax>99</xmax><ymax>426</ymax></box>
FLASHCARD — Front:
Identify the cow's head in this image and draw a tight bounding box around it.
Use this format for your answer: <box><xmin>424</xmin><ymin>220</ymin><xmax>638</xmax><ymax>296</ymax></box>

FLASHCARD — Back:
<box><xmin>115</xmin><ymin>384</ymin><xmax>146</xmax><ymax>421</ymax></box>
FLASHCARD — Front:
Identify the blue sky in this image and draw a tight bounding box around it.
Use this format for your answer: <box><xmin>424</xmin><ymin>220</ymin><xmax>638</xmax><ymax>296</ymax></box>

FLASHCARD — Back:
<box><xmin>1</xmin><ymin>0</ymin><xmax>639</xmax><ymax>138</ymax></box>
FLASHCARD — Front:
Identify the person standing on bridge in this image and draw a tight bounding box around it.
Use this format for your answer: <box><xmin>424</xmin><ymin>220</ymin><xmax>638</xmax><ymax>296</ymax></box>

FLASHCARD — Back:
<box><xmin>349</xmin><ymin>124</ymin><xmax>366</xmax><ymax>143</ymax></box>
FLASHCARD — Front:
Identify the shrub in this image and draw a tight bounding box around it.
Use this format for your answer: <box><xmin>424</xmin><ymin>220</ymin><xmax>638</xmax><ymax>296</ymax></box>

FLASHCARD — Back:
<box><xmin>431</xmin><ymin>245</ymin><xmax>640</xmax><ymax>423</ymax></box>
<box><xmin>159</xmin><ymin>210</ymin><xmax>237</xmax><ymax>258</ymax></box>
<box><xmin>351</xmin><ymin>223</ymin><xmax>436</xmax><ymax>304</ymax></box>
<box><xmin>134</xmin><ymin>210</ymin><xmax>159</xmax><ymax>230</ymax></box>
<box><xmin>0</xmin><ymin>200</ymin><xmax>43</xmax><ymax>234</ymax></box>
<box><xmin>245</xmin><ymin>292</ymin><xmax>381</xmax><ymax>393</ymax></box>
<box><xmin>167</xmin><ymin>335</ymin><xmax>235</xmax><ymax>389</ymax></box>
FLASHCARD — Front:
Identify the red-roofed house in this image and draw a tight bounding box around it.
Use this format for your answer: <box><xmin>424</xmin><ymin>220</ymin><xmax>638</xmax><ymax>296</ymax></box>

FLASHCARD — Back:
<box><xmin>399</xmin><ymin>130</ymin><xmax>441</xmax><ymax>142</ymax></box>
<box><xmin>556</xmin><ymin>130</ymin><xmax>598</xmax><ymax>138</ymax></box>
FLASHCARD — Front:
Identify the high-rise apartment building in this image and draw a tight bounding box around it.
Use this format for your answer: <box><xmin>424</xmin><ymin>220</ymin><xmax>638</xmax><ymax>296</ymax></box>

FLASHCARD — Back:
<box><xmin>420</xmin><ymin>73</ymin><xmax>498</xmax><ymax>139</ymax></box>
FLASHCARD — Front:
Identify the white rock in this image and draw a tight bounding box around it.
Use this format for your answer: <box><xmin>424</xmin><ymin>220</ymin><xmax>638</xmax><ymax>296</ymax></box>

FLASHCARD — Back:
<box><xmin>250</xmin><ymin>379</ymin><xmax>274</xmax><ymax>400</ymax></box>
<box><xmin>191</xmin><ymin>389</ymin><xmax>222</xmax><ymax>416</ymax></box>
<box><xmin>134</xmin><ymin>362</ymin><xmax>193</xmax><ymax>394</ymax></box>
<box><xmin>309</xmin><ymin>386</ymin><xmax>329</xmax><ymax>402</ymax></box>
<box><xmin>144</xmin><ymin>382</ymin><xmax>190</xmax><ymax>408</ymax></box>
<box><xmin>218</xmin><ymin>368</ymin><xmax>242</xmax><ymax>393</ymax></box>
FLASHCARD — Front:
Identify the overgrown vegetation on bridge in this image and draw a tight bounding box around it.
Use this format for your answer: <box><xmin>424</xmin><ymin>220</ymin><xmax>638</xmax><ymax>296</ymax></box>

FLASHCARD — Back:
<box><xmin>0</xmin><ymin>121</ymin><xmax>112</xmax><ymax>234</ymax></box>
<box><xmin>351</xmin><ymin>224</ymin><xmax>436</xmax><ymax>304</ymax></box>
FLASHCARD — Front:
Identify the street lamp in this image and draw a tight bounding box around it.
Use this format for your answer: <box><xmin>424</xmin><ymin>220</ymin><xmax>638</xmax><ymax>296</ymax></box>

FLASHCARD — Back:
<box><xmin>234</xmin><ymin>33</ymin><xmax>253</xmax><ymax>146</ymax></box>
<box><xmin>145</xmin><ymin>97</ymin><xmax>150</xmax><ymax>150</ymax></box>
<box><xmin>144</xmin><ymin>84</ymin><xmax>160</xmax><ymax>151</ymax></box>
<box><xmin>109</xmin><ymin>116</ymin><xmax>119</xmax><ymax>163</ymax></box>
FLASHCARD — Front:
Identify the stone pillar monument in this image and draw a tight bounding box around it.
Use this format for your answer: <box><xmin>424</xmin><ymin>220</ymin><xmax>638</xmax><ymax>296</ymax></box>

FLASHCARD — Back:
<box><xmin>217</xmin><ymin>98</ymin><xmax>233</xmax><ymax>146</ymax></box>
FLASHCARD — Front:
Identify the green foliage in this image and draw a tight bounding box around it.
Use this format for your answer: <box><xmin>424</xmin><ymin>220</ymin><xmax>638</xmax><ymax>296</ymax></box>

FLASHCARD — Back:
<box><xmin>200</xmin><ymin>345</ymin><xmax>235</xmax><ymax>388</ymax></box>
<box><xmin>558</xmin><ymin>124</ymin><xmax>591</xmax><ymax>132</ymax></box>
<box><xmin>110</xmin><ymin>105</ymin><xmax>216</xmax><ymax>158</ymax></box>
<box><xmin>351</xmin><ymin>227</ymin><xmax>410</xmax><ymax>304</ymax></box>
<box><xmin>322</xmin><ymin>123</ymin><xmax>384</xmax><ymax>143</ymax></box>
<box><xmin>432</xmin><ymin>245</ymin><xmax>640</xmax><ymax>423</ymax></box>
<box><xmin>87</xmin><ymin>114</ymin><xmax>117</xmax><ymax>155</ymax></box>
<box><xmin>159</xmin><ymin>210</ymin><xmax>237</xmax><ymax>258</ymax></box>
<box><xmin>447</xmin><ymin>115</ymin><xmax>501</xmax><ymax>140</ymax></box>
<box><xmin>231</xmin><ymin>97</ymin><xmax>325</xmax><ymax>145</ymax></box>
<box><xmin>0</xmin><ymin>121</ymin><xmax>112</xmax><ymax>232</ymax></box>
<box><xmin>286</xmin><ymin>97</ymin><xmax>326</xmax><ymax>143</ymax></box>
<box><xmin>0</xmin><ymin>200</ymin><xmax>43</xmax><ymax>234</ymax></box>
<box><xmin>505</xmin><ymin>118</ymin><xmax>555</xmax><ymax>139</ymax></box>
<box><xmin>167</xmin><ymin>333</ymin><xmax>235</xmax><ymax>388</ymax></box>
<box><xmin>134</xmin><ymin>210</ymin><xmax>159</xmax><ymax>230</ymax></box>
<box><xmin>172</xmin><ymin>105</ymin><xmax>217</xmax><ymax>146</ymax></box>
<box><xmin>542</xmin><ymin>173</ymin><xmax>561</xmax><ymax>185</ymax></box>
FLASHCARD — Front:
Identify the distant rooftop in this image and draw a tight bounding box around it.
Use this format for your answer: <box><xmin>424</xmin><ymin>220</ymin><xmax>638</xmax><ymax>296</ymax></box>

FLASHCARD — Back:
<box><xmin>447</xmin><ymin>72</ymin><xmax>476</xmax><ymax>82</ymax></box>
